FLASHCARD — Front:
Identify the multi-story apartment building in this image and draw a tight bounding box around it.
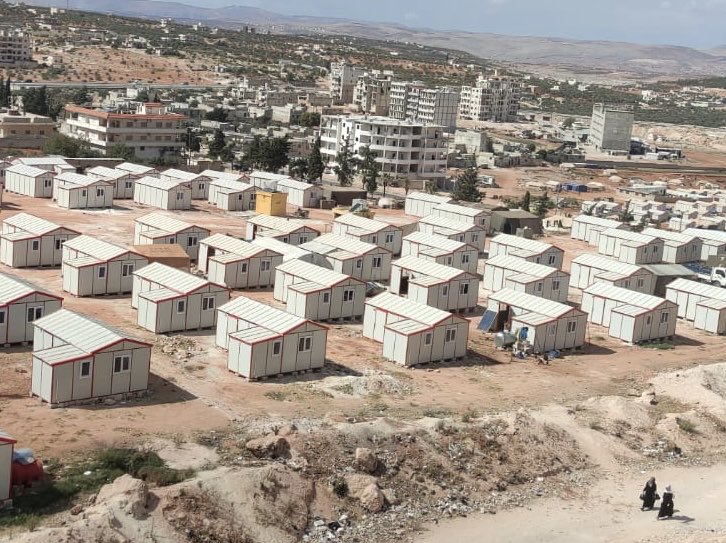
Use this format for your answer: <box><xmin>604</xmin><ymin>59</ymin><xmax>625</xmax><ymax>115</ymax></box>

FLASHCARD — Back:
<box><xmin>320</xmin><ymin>115</ymin><xmax>448</xmax><ymax>182</ymax></box>
<box><xmin>459</xmin><ymin>74</ymin><xmax>522</xmax><ymax>122</ymax></box>
<box><xmin>0</xmin><ymin>26</ymin><xmax>33</xmax><ymax>67</ymax></box>
<box><xmin>389</xmin><ymin>82</ymin><xmax>460</xmax><ymax>131</ymax></box>
<box><xmin>330</xmin><ymin>62</ymin><xmax>367</xmax><ymax>104</ymax></box>
<box><xmin>0</xmin><ymin>109</ymin><xmax>56</xmax><ymax>150</ymax></box>
<box><xmin>589</xmin><ymin>103</ymin><xmax>634</xmax><ymax>153</ymax></box>
<box><xmin>60</xmin><ymin>103</ymin><xmax>186</xmax><ymax>159</ymax></box>
<box><xmin>353</xmin><ymin>74</ymin><xmax>392</xmax><ymax>116</ymax></box>
<box><xmin>389</xmin><ymin>81</ymin><xmax>425</xmax><ymax>120</ymax></box>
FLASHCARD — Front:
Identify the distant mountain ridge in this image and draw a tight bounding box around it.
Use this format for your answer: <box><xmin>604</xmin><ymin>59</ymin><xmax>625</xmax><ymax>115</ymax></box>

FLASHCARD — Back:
<box><xmin>24</xmin><ymin>0</ymin><xmax>726</xmax><ymax>78</ymax></box>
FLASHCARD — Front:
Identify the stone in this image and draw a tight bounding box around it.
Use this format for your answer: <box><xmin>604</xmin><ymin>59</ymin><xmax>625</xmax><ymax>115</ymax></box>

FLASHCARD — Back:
<box><xmin>245</xmin><ymin>435</ymin><xmax>291</xmax><ymax>459</ymax></box>
<box><xmin>344</xmin><ymin>473</ymin><xmax>378</xmax><ymax>497</ymax></box>
<box><xmin>382</xmin><ymin>488</ymin><xmax>400</xmax><ymax>506</ymax></box>
<box><xmin>70</xmin><ymin>504</ymin><xmax>83</xmax><ymax>515</ymax></box>
<box><xmin>95</xmin><ymin>474</ymin><xmax>149</xmax><ymax>520</ymax></box>
<box><xmin>359</xmin><ymin>484</ymin><xmax>386</xmax><ymax>513</ymax></box>
<box><xmin>278</xmin><ymin>424</ymin><xmax>298</xmax><ymax>437</ymax></box>
<box><xmin>355</xmin><ymin>447</ymin><xmax>379</xmax><ymax>474</ymax></box>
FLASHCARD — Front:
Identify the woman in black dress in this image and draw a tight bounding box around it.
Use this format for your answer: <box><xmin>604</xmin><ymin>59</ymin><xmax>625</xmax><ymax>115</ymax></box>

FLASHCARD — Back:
<box><xmin>658</xmin><ymin>484</ymin><xmax>674</xmax><ymax>519</ymax></box>
<box><xmin>640</xmin><ymin>477</ymin><xmax>658</xmax><ymax>510</ymax></box>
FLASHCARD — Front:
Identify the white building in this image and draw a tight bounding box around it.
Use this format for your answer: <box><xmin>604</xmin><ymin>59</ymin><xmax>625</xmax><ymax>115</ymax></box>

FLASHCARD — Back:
<box><xmin>159</xmin><ymin>169</ymin><xmax>211</xmax><ymax>200</ymax></box>
<box><xmin>389</xmin><ymin>81</ymin><xmax>460</xmax><ymax>131</ymax></box>
<box><xmin>31</xmin><ymin>309</ymin><xmax>152</xmax><ymax>407</ymax></box>
<box><xmin>133</xmin><ymin>213</ymin><xmax>210</xmax><ymax>261</ymax></box>
<box><xmin>418</xmin><ymin>215</ymin><xmax>486</xmax><ymax>255</ymax></box>
<box><xmin>115</xmin><ymin>162</ymin><xmax>157</xmax><ymax>177</ymax></box>
<box><xmin>401</xmin><ymin>231</ymin><xmax>478</xmax><ymax>273</ymax></box>
<box><xmin>0</xmin><ymin>272</ymin><xmax>63</xmax><ymax>345</ymax></box>
<box><xmin>404</xmin><ymin>192</ymin><xmax>452</xmax><ymax>218</ymax></box>
<box><xmin>597</xmin><ymin>229</ymin><xmax>663</xmax><ymax>265</ymax></box>
<box><xmin>4</xmin><ymin>165</ymin><xmax>55</xmax><ymax>198</ymax></box>
<box><xmin>330</xmin><ymin>61</ymin><xmax>367</xmax><ymax>103</ymax></box>
<box><xmin>483</xmin><ymin>254</ymin><xmax>570</xmax><ymax>302</ymax></box>
<box><xmin>333</xmin><ymin>213</ymin><xmax>403</xmax><ymax>255</ymax></box>
<box><xmin>487</xmin><ymin>234</ymin><xmax>564</xmax><ymax>269</ymax></box>
<box><xmin>11</xmin><ymin>156</ymin><xmax>71</xmax><ymax>172</ymax></box>
<box><xmin>431</xmin><ymin>202</ymin><xmax>491</xmax><ymax>233</ymax></box>
<box><xmin>641</xmin><ymin>228</ymin><xmax>702</xmax><ymax>264</ymax></box>
<box><xmin>53</xmin><ymin>173</ymin><xmax>114</xmax><ymax>209</ymax></box>
<box><xmin>570</xmin><ymin>254</ymin><xmax>656</xmax><ymax>294</ymax></box>
<box><xmin>274</xmin><ymin>259</ymin><xmax>366</xmax><ymax>321</ymax></box>
<box><xmin>86</xmin><ymin>166</ymin><xmax>137</xmax><ymax>199</ymax></box>
<box><xmin>199</xmin><ymin>234</ymin><xmax>282</xmax><ymax>289</ymax></box>
<box><xmin>581</xmin><ymin>283</ymin><xmax>677</xmax><ymax>344</ymax></box>
<box><xmin>589</xmin><ymin>104</ymin><xmax>634</xmax><ymax>153</ymax></box>
<box><xmin>275</xmin><ymin>178</ymin><xmax>324</xmax><ymax>208</ymax></box>
<box><xmin>207</xmin><ymin>178</ymin><xmax>256</xmax><ymax>211</ymax></box>
<box><xmin>246</xmin><ymin>215</ymin><xmax>319</xmax><ymax>245</ymax></box>
<box><xmin>571</xmin><ymin>215</ymin><xmax>627</xmax><ymax>246</ymax></box>
<box><xmin>0</xmin><ymin>213</ymin><xmax>80</xmax><ymax>268</ymax></box>
<box><xmin>250</xmin><ymin>236</ymin><xmax>313</xmax><ymax>262</ymax></box>
<box><xmin>390</xmin><ymin>256</ymin><xmax>479</xmax><ymax>312</ymax></box>
<box><xmin>363</xmin><ymin>292</ymin><xmax>469</xmax><ymax>366</ymax></box>
<box><xmin>216</xmin><ymin>295</ymin><xmax>328</xmax><ymax>380</ymax></box>
<box><xmin>459</xmin><ymin>75</ymin><xmax>522</xmax><ymax>122</ymax></box>
<box><xmin>301</xmin><ymin>233</ymin><xmax>392</xmax><ymax>282</ymax></box>
<box><xmin>320</xmin><ymin>115</ymin><xmax>448</xmax><ymax>182</ymax></box>
<box><xmin>666</xmin><ymin>278</ymin><xmax>726</xmax><ymax>331</ymax></box>
<box><xmin>682</xmin><ymin>228</ymin><xmax>726</xmax><ymax>261</ymax></box>
<box><xmin>133</xmin><ymin>176</ymin><xmax>192</xmax><ymax>210</ymax></box>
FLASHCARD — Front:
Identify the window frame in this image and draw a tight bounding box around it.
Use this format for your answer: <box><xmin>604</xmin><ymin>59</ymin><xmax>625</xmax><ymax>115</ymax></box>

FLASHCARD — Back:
<box><xmin>202</xmin><ymin>296</ymin><xmax>215</xmax><ymax>311</ymax></box>
<box><xmin>80</xmin><ymin>360</ymin><xmax>92</xmax><ymax>379</ymax></box>
<box><xmin>298</xmin><ymin>335</ymin><xmax>312</xmax><ymax>352</ymax></box>
<box><xmin>113</xmin><ymin>355</ymin><xmax>131</xmax><ymax>374</ymax></box>
<box><xmin>176</xmin><ymin>299</ymin><xmax>186</xmax><ymax>314</ymax></box>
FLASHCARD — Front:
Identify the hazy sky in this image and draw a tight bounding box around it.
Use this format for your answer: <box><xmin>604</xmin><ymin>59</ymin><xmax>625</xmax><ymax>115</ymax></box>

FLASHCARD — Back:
<box><xmin>196</xmin><ymin>0</ymin><xmax>726</xmax><ymax>49</ymax></box>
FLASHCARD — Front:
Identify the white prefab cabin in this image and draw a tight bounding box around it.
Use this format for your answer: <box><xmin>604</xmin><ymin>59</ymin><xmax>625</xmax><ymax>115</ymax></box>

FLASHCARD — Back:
<box><xmin>207</xmin><ymin>178</ymin><xmax>256</xmax><ymax>211</ymax></box>
<box><xmin>62</xmin><ymin>236</ymin><xmax>149</xmax><ymax>297</ymax></box>
<box><xmin>404</xmin><ymin>192</ymin><xmax>452</xmax><ymax>218</ymax></box>
<box><xmin>581</xmin><ymin>282</ymin><xmax>677</xmax><ymax>344</ymax></box>
<box><xmin>31</xmin><ymin>309</ymin><xmax>151</xmax><ymax>407</ymax></box>
<box><xmin>4</xmin><ymin>165</ymin><xmax>55</xmax><ymax>197</ymax></box>
<box><xmin>250</xmin><ymin>236</ymin><xmax>314</xmax><ymax>262</ymax></box>
<box><xmin>199</xmin><ymin>170</ymin><xmax>245</xmax><ymax>182</ymax></box>
<box><xmin>363</xmin><ymin>292</ymin><xmax>469</xmax><ymax>366</ymax></box>
<box><xmin>274</xmin><ymin>259</ymin><xmax>366</xmax><ymax>321</ymax></box>
<box><xmin>133</xmin><ymin>176</ymin><xmax>192</xmax><ymax>210</ymax></box>
<box><xmin>390</xmin><ymin>256</ymin><xmax>479</xmax><ymax>312</ymax></box>
<box><xmin>301</xmin><ymin>233</ymin><xmax>392</xmax><ymax>282</ymax></box>
<box><xmin>486</xmin><ymin>289</ymin><xmax>587</xmax><ymax>353</ymax></box>
<box><xmin>0</xmin><ymin>213</ymin><xmax>80</xmax><ymax>268</ymax></box>
<box><xmin>247</xmin><ymin>171</ymin><xmax>292</xmax><ymax>191</ymax></box>
<box><xmin>199</xmin><ymin>234</ymin><xmax>282</xmax><ymax>289</ymax></box>
<box><xmin>216</xmin><ymin>296</ymin><xmax>328</xmax><ymax>380</ymax></box>
<box><xmin>432</xmin><ymin>202</ymin><xmax>491</xmax><ymax>233</ymax></box>
<box><xmin>333</xmin><ymin>213</ymin><xmax>403</xmax><ymax>255</ymax></box>
<box><xmin>0</xmin><ymin>429</ymin><xmax>15</xmax><ymax>503</ymax></box>
<box><xmin>0</xmin><ymin>273</ymin><xmax>63</xmax><ymax>345</ymax></box>
<box><xmin>401</xmin><ymin>232</ymin><xmax>478</xmax><ymax>274</ymax></box>
<box><xmin>86</xmin><ymin>166</ymin><xmax>137</xmax><ymax>199</ymax></box>
<box><xmin>276</xmin><ymin>178</ymin><xmax>324</xmax><ymax>208</ymax></box>
<box><xmin>418</xmin><ymin>215</ymin><xmax>486</xmax><ymax>254</ymax></box>
<box><xmin>571</xmin><ymin>215</ymin><xmax>627</xmax><ymax>246</ymax></box>
<box><xmin>245</xmin><ymin>215</ymin><xmax>319</xmax><ymax>245</ymax></box>
<box><xmin>682</xmin><ymin>228</ymin><xmax>726</xmax><ymax>261</ymax></box>
<box><xmin>641</xmin><ymin>228</ymin><xmax>702</xmax><ymax>264</ymax></box>
<box><xmin>12</xmin><ymin>156</ymin><xmax>70</xmax><ymax>172</ymax></box>
<box><xmin>159</xmin><ymin>169</ymin><xmax>211</xmax><ymax>200</ymax></box>
<box><xmin>666</xmin><ymin>279</ymin><xmax>726</xmax><ymax>332</ymax></box>
<box><xmin>115</xmin><ymin>162</ymin><xmax>157</xmax><ymax>177</ymax></box>
<box><xmin>53</xmin><ymin>173</ymin><xmax>114</xmax><ymax>209</ymax></box>
<box><xmin>132</xmin><ymin>263</ymin><xmax>230</xmax><ymax>333</ymax></box>
<box><xmin>482</xmin><ymin>254</ymin><xmax>570</xmax><ymax>302</ymax></box>
<box><xmin>570</xmin><ymin>254</ymin><xmax>655</xmax><ymax>294</ymax></box>
<box><xmin>133</xmin><ymin>213</ymin><xmax>210</xmax><ymax>261</ymax></box>
<box><xmin>487</xmin><ymin>234</ymin><xmax>564</xmax><ymax>269</ymax></box>
<box><xmin>597</xmin><ymin>228</ymin><xmax>664</xmax><ymax>265</ymax></box>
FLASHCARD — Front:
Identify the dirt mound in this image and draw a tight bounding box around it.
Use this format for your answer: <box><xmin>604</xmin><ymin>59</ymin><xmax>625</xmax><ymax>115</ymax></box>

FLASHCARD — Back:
<box><xmin>650</xmin><ymin>363</ymin><xmax>726</xmax><ymax>421</ymax></box>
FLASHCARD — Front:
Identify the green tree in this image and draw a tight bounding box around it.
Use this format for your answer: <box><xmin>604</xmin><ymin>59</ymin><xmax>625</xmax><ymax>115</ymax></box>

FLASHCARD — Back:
<box><xmin>531</xmin><ymin>192</ymin><xmax>555</xmax><ymax>218</ymax></box>
<box><xmin>262</xmin><ymin>136</ymin><xmax>290</xmax><ymax>172</ymax></box>
<box><xmin>0</xmin><ymin>76</ymin><xmax>5</xmax><ymax>107</ymax></box>
<box><xmin>521</xmin><ymin>190</ymin><xmax>531</xmax><ymax>212</ymax></box>
<box><xmin>106</xmin><ymin>143</ymin><xmax>135</xmax><ymax>161</ymax></box>
<box><xmin>23</xmin><ymin>86</ymin><xmax>50</xmax><ymax>116</ymax></box>
<box><xmin>381</xmin><ymin>173</ymin><xmax>392</xmax><ymax>197</ymax></box>
<box><xmin>298</xmin><ymin>111</ymin><xmax>321</xmax><ymax>128</ymax></box>
<box><xmin>288</xmin><ymin>157</ymin><xmax>309</xmax><ymax>180</ymax></box>
<box><xmin>42</xmin><ymin>134</ymin><xmax>98</xmax><ymax>157</ymax></box>
<box><xmin>208</xmin><ymin>129</ymin><xmax>226</xmax><ymax>159</ymax></box>
<box><xmin>219</xmin><ymin>144</ymin><xmax>235</xmax><ymax>166</ymax></box>
<box><xmin>205</xmin><ymin>108</ymin><xmax>228</xmax><ymax>122</ymax></box>
<box><xmin>562</xmin><ymin>117</ymin><xmax>575</xmax><ymax>128</ymax></box>
<box><xmin>358</xmin><ymin>146</ymin><xmax>379</xmax><ymax>195</ymax></box>
<box><xmin>334</xmin><ymin>137</ymin><xmax>356</xmax><ymax>187</ymax></box>
<box><xmin>71</xmin><ymin>87</ymin><xmax>89</xmax><ymax>105</ymax></box>
<box><xmin>451</xmin><ymin>168</ymin><xmax>481</xmax><ymax>203</ymax></box>
<box><xmin>307</xmin><ymin>137</ymin><xmax>325</xmax><ymax>181</ymax></box>
<box><xmin>526</xmin><ymin>142</ymin><xmax>536</xmax><ymax>153</ymax></box>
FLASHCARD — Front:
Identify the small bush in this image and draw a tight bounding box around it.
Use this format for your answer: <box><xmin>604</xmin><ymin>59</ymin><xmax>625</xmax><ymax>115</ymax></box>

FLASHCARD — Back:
<box><xmin>589</xmin><ymin>421</ymin><xmax>605</xmax><ymax>432</ymax></box>
<box><xmin>676</xmin><ymin>417</ymin><xmax>698</xmax><ymax>434</ymax></box>
<box><xmin>331</xmin><ymin>477</ymin><xmax>348</xmax><ymax>498</ymax></box>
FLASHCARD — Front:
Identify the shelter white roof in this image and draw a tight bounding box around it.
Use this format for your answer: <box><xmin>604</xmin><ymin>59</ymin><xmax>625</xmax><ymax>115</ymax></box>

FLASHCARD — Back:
<box><xmin>365</xmin><ymin>291</ymin><xmax>458</xmax><ymax>327</ymax></box>
<box><xmin>200</xmin><ymin>170</ymin><xmax>245</xmax><ymax>182</ymax></box>
<box><xmin>134</xmin><ymin>176</ymin><xmax>190</xmax><ymax>190</ymax></box>
<box><xmin>116</xmin><ymin>162</ymin><xmax>156</xmax><ymax>175</ymax></box>
<box><xmin>485</xmin><ymin>254</ymin><xmax>562</xmax><ymax>278</ymax></box>
<box><xmin>201</xmin><ymin>234</ymin><xmax>268</xmax><ymax>258</ymax></box>
<box><xmin>0</xmin><ymin>272</ymin><xmax>60</xmax><ymax>305</ymax></box>
<box><xmin>600</xmin><ymin>228</ymin><xmax>660</xmax><ymax>246</ymax></box>
<box><xmin>572</xmin><ymin>215</ymin><xmax>624</xmax><ymax>228</ymax></box>
<box><xmin>642</xmin><ymin>228</ymin><xmax>700</xmax><ymax>245</ymax></box>
<box><xmin>86</xmin><ymin>166</ymin><xmax>132</xmax><ymax>180</ymax></box>
<box><xmin>276</xmin><ymin>259</ymin><xmax>360</xmax><ymax>287</ymax></box>
<box><xmin>489</xmin><ymin>233</ymin><xmax>560</xmax><ymax>255</ymax></box>
<box><xmin>55</xmin><ymin>172</ymin><xmax>112</xmax><ymax>187</ymax></box>
<box><xmin>434</xmin><ymin>202</ymin><xmax>487</xmax><ymax>217</ymax></box>
<box><xmin>208</xmin><ymin>178</ymin><xmax>253</xmax><ymax>192</ymax></box>
<box><xmin>571</xmin><ymin>254</ymin><xmax>646</xmax><ymax>276</ymax></box>
<box><xmin>393</xmin><ymin>256</ymin><xmax>469</xmax><ymax>281</ymax></box>
<box><xmin>406</xmin><ymin>191</ymin><xmax>452</xmax><ymax>204</ymax></box>
<box><xmin>404</xmin><ymin>231</ymin><xmax>469</xmax><ymax>252</ymax></box>
<box><xmin>160</xmin><ymin>168</ymin><xmax>208</xmax><ymax>182</ymax></box>
<box><xmin>248</xmin><ymin>214</ymin><xmax>313</xmax><ymax>235</ymax></box>
<box><xmin>584</xmin><ymin>282</ymin><xmax>669</xmax><ymax>310</ymax></box>
<box><xmin>133</xmin><ymin>262</ymin><xmax>213</xmax><ymax>294</ymax></box>
<box><xmin>5</xmin><ymin>164</ymin><xmax>51</xmax><ymax>177</ymax></box>
<box><xmin>335</xmin><ymin>213</ymin><xmax>397</xmax><ymax>234</ymax></box>
<box><xmin>419</xmin><ymin>215</ymin><xmax>484</xmax><ymax>234</ymax></box>
<box><xmin>3</xmin><ymin>213</ymin><xmax>71</xmax><ymax>236</ymax></box>
<box><xmin>666</xmin><ymin>278</ymin><xmax>726</xmax><ymax>299</ymax></box>
<box><xmin>251</xmin><ymin>237</ymin><xmax>311</xmax><ymax>260</ymax></box>
<box><xmin>219</xmin><ymin>295</ymin><xmax>322</xmax><ymax>334</ymax></box>
<box><xmin>682</xmin><ymin>228</ymin><xmax>726</xmax><ymax>244</ymax></box>
<box><xmin>488</xmin><ymin>288</ymin><xmax>581</xmax><ymax>319</ymax></box>
<box><xmin>276</xmin><ymin>177</ymin><xmax>318</xmax><ymax>192</ymax></box>
<box><xmin>135</xmin><ymin>213</ymin><xmax>207</xmax><ymax>235</ymax></box>
<box><xmin>302</xmin><ymin>233</ymin><xmax>382</xmax><ymax>257</ymax></box>
<box><xmin>63</xmin><ymin>235</ymin><xmax>132</xmax><ymax>261</ymax></box>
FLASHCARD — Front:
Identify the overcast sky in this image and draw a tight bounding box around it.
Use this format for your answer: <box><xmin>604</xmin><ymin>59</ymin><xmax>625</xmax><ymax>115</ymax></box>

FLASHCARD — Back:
<box><xmin>197</xmin><ymin>0</ymin><xmax>725</xmax><ymax>49</ymax></box>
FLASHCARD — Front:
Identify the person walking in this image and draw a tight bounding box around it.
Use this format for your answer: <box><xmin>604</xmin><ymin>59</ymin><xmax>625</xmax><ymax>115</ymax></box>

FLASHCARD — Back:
<box><xmin>657</xmin><ymin>484</ymin><xmax>674</xmax><ymax>519</ymax></box>
<box><xmin>640</xmin><ymin>477</ymin><xmax>658</xmax><ymax>510</ymax></box>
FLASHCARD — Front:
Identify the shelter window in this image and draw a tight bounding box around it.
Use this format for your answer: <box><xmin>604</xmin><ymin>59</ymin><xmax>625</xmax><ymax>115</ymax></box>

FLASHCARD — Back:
<box><xmin>298</xmin><ymin>336</ymin><xmax>312</xmax><ymax>352</ymax></box>
<box><xmin>646</xmin><ymin>316</ymin><xmax>652</xmax><ymax>325</ymax></box>
<box><xmin>44</xmin><ymin>179</ymin><xmax>52</xmax><ymax>188</ymax></box>
<box><xmin>81</xmin><ymin>190</ymin><xmax>87</xmax><ymax>197</ymax></box>
<box><xmin>441</xmin><ymin>285</ymin><xmax>449</xmax><ymax>297</ymax></box>
<box><xmin>272</xmin><ymin>341</ymin><xmax>282</xmax><ymax>356</ymax></box>
<box><xmin>0</xmin><ymin>310</ymin><xmax>5</xmax><ymax>324</ymax></box>
<box><xmin>27</xmin><ymin>307</ymin><xmax>43</xmax><ymax>322</ymax></box>
<box><xmin>637</xmin><ymin>278</ymin><xmax>644</xmax><ymax>288</ymax></box>
<box><xmin>461</xmin><ymin>254</ymin><xmax>470</xmax><ymax>264</ymax></box>
<box><xmin>552</xmin><ymin>280</ymin><xmax>560</xmax><ymax>291</ymax></box>
<box><xmin>80</xmin><ymin>361</ymin><xmax>91</xmax><ymax>378</ymax></box>
<box><xmin>343</xmin><ymin>288</ymin><xmax>355</xmax><ymax>302</ymax></box>
<box><xmin>126</xmin><ymin>181</ymin><xmax>133</xmax><ymax>189</ymax></box>
<box><xmin>322</xmin><ymin>292</ymin><xmax>330</xmax><ymax>304</ymax></box>
<box><xmin>372</xmin><ymin>257</ymin><xmax>382</xmax><ymax>268</ymax></box>
<box><xmin>113</xmin><ymin>355</ymin><xmax>131</xmax><ymax>373</ymax></box>
<box><xmin>471</xmin><ymin>234</ymin><xmax>479</xmax><ymax>242</ymax></box>
<box><xmin>55</xmin><ymin>239</ymin><xmax>65</xmax><ymax>250</ymax></box>
<box><xmin>371</xmin><ymin>235</ymin><xmax>378</xmax><ymax>244</ymax></box>
<box><xmin>96</xmin><ymin>188</ymin><xmax>105</xmax><ymax>197</ymax></box>
<box><xmin>424</xmin><ymin>332</ymin><xmax>432</xmax><ymax>346</ymax></box>
<box><xmin>202</xmin><ymin>296</ymin><xmax>215</xmax><ymax>311</ymax></box>
<box><xmin>459</xmin><ymin>283</ymin><xmax>469</xmax><ymax>295</ymax></box>
<box><xmin>536</xmin><ymin>282</ymin><xmax>543</xmax><ymax>292</ymax></box>
<box><xmin>187</xmin><ymin>236</ymin><xmax>198</xmax><ymax>247</ymax></box>
<box><xmin>169</xmin><ymin>237</ymin><xmax>176</xmax><ymax>244</ymax></box>
<box><xmin>98</xmin><ymin>266</ymin><xmax>106</xmax><ymax>278</ymax></box>
<box><xmin>548</xmin><ymin>255</ymin><xmax>556</xmax><ymax>265</ymax></box>
<box><xmin>445</xmin><ymin>328</ymin><xmax>456</xmax><ymax>343</ymax></box>
<box><xmin>385</xmin><ymin>233</ymin><xmax>395</xmax><ymax>244</ymax></box>
<box><xmin>176</xmin><ymin>192</ymin><xmax>185</xmax><ymax>200</ymax></box>
<box><xmin>660</xmin><ymin>312</ymin><xmax>669</xmax><ymax>323</ymax></box>
<box><xmin>260</xmin><ymin>260</ymin><xmax>271</xmax><ymax>272</ymax></box>
<box><xmin>240</xmin><ymin>262</ymin><xmax>248</xmax><ymax>273</ymax></box>
<box><xmin>122</xmin><ymin>263</ymin><xmax>134</xmax><ymax>277</ymax></box>
<box><xmin>548</xmin><ymin>324</ymin><xmax>557</xmax><ymax>336</ymax></box>
<box><xmin>567</xmin><ymin>321</ymin><xmax>577</xmax><ymax>333</ymax></box>
<box><xmin>176</xmin><ymin>300</ymin><xmax>186</xmax><ymax>313</ymax></box>
<box><xmin>356</xmin><ymin>259</ymin><xmax>363</xmax><ymax>269</ymax></box>
<box><xmin>31</xmin><ymin>240</ymin><xmax>40</xmax><ymax>251</ymax></box>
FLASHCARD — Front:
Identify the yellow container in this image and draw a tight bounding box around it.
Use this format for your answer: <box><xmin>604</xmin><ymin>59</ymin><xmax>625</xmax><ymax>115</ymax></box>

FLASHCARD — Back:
<box><xmin>255</xmin><ymin>191</ymin><xmax>287</xmax><ymax>216</ymax></box>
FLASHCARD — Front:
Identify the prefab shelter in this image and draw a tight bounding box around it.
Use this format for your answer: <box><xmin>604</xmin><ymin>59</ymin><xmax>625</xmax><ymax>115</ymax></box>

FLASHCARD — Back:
<box><xmin>0</xmin><ymin>429</ymin><xmax>15</xmax><ymax>503</ymax></box>
<box><xmin>598</xmin><ymin>228</ymin><xmax>664</xmax><ymax>265</ymax></box>
<box><xmin>31</xmin><ymin>309</ymin><xmax>151</xmax><ymax>407</ymax></box>
<box><xmin>132</xmin><ymin>263</ymin><xmax>230</xmax><ymax>333</ymax></box>
<box><xmin>245</xmin><ymin>215</ymin><xmax>318</xmax><ymax>245</ymax></box>
<box><xmin>333</xmin><ymin>213</ymin><xmax>403</xmax><ymax>255</ymax></box>
<box><xmin>485</xmin><ymin>289</ymin><xmax>587</xmax><ymax>353</ymax></box>
<box><xmin>300</xmin><ymin>233</ymin><xmax>392</xmax><ymax>281</ymax></box>
<box><xmin>641</xmin><ymin>228</ymin><xmax>702</xmax><ymax>264</ymax></box>
<box><xmin>115</xmin><ymin>162</ymin><xmax>157</xmax><ymax>177</ymax></box>
<box><xmin>250</xmin><ymin>236</ymin><xmax>313</xmax><ymax>263</ymax></box>
<box><xmin>0</xmin><ymin>213</ymin><xmax>80</xmax><ymax>268</ymax></box>
<box><xmin>682</xmin><ymin>228</ymin><xmax>726</xmax><ymax>261</ymax></box>
<box><xmin>487</xmin><ymin>233</ymin><xmax>564</xmax><ymax>269</ymax></box>
<box><xmin>570</xmin><ymin>254</ymin><xmax>655</xmax><ymax>294</ymax></box>
<box><xmin>53</xmin><ymin>173</ymin><xmax>114</xmax><ymax>209</ymax></box>
<box><xmin>159</xmin><ymin>169</ymin><xmax>211</xmax><ymax>200</ymax></box>
<box><xmin>571</xmin><ymin>215</ymin><xmax>627</xmax><ymax>246</ymax></box>
<box><xmin>275</xmin><ymin>178</ymin><xmax>323</xmax><ymax>208</ymax></box>
<box><xmin>483</xmin><ymin>254</ymin><xmax>570</xmax><ymax>302</ymax></box>
<box><xmin>12</xmin><ymin>156</ymin><xmax>70</xmax><ymax>172</ymax></box>
<box><xmin>0</xmin><ymin>272</ymin><xmax>63</xmax><ymax>345</ymax></box>
<box><xmin>133</xmin><ymin>176</ymin><xmax>192</xmax><ymax>210</ymax></box>
<box><xmin>4</xmin><ymin>165</ymin><xmax>54</xmax><ymax>197</ymax></box>
<box><xmin>401</xmin><ymin>231</ymin><xmax>478</xmax><ymax>274</ymax></box>
<box><xmin>207</xmin><ymin>178</ymin><xmax>256</xmax><ymax>211</ymax></box>
<box><xmin>404</xmin><ymin>192</ymin><xmax>452</xmax><ymax>218</ymax></box>
<box><xmin>490</xmin><ymin>209</ymin><xmax>543</xmax><ymax>236</ymax></box>
<box><xmin>665</xmin><ymin>278</ymin><xmax>726</xmax><ymax>325</ymax></box>
<box><xmin>418</xmin><ymin>215</ymin><xmax>485</xmax><ymax>254</ymax></box>
<box><xmin>133</xmin><ymin>213</ymin><xmax>210</xmax><ymax>261</ymax></box>
<box><xmin>216</xmin><ymin>296</ymin><xmax>327</xmax><ymax>379</ymax></box>
<box><xmin>62</xmin><ymin>236</ymin><xmax>149</xmax><ymax>297</ymax></box>
<box><xmin>693</xmin><ymin>298</ymin><xmax>726</xmax><ymax>335</ymax></box>
<box><xmin>248</xmin><ymin>171</ymin><xmax>291</xmax><ymax>191</ymax></box>
<box><xmin>432</xmin><ymin>202</ymin><xmax>492</xmax><ymax>233</ymax></box>
<box><xmin>390</xmin><ymin>256</ymin><xmax>479</xmax><ymax>312</ymax></box>
<box><xmin>199</xmin><ymin>234</ymin><xmax>282</xmax><ymax>289</ymax></box>
<box><xmin>274</xmin><ymin>259</ymin><xmax>366</xmax><ymax>321</ymax></box>
<box><xmin>86</xmin><ymin>166</ymin><xmax>137</xmax><ymax>199</ymax></box>
<box><xmin>581</xmin><ymin>282</ymin><xmax>677</xmax><ymax>343</ymax></box>
<box><xmin>363</xmin><ymin>292</ymin><xmax>469</xmax><ymax>366</ymax></box>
